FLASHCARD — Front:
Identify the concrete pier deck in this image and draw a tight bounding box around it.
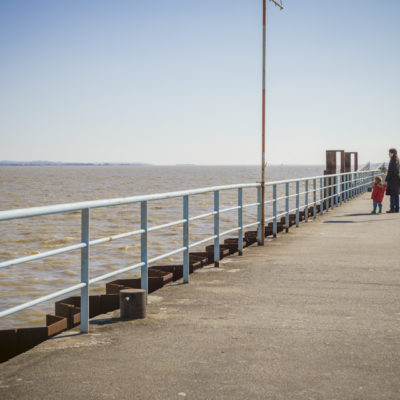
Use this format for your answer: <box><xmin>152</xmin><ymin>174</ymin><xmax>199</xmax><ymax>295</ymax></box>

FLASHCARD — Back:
<box><xmin>1</xmin><ymin>193</ymin><xmax>400</xmax><ymax>400</ymax></box>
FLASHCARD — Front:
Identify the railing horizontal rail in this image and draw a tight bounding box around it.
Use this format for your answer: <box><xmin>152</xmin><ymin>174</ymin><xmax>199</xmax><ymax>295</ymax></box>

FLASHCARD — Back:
<box><xmin>0</xmin><ymin>183</ymin><xmax>260</xmax><ymax>221</ymax></box>
<box><xmin>89</xmin><ymin>262</ymin><xmax>144</xmax><ymax>285</ymax></box>
<box><xmin>0</xmin><ymin>283</ymin><xmax>86</xmax><ymax>318</ymax></box>
<box><xmin>189</xmin><ymin>235</ymin><xmax>218</xmax><ymax>249</ymax></box>
<box><xmin>0</xmin><ymin>242</ymin><xmax>86</xmax><ymax>269</ymax></box>
<box><xmin>90</xmin><ymin>229</ymin><xmax>144</xmax><ymax>246</ymax></box>
<box><xmin>148</xmin><ymin>219</ymin><xmax>186</xmax><ymax>233</ymax></box>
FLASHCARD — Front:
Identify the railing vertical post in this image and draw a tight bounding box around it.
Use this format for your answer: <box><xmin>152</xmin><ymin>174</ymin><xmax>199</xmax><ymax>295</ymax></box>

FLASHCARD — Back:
<box><xmin>335</xmin><ymin>176</ymin><xmax>339</xmax><ymax>207</ymax></box>
<box><xmin>313</xmin><ymin>178</ymin><xmax>317</xmax><ymax>218</ymax></box>
<box><xmin>214</xmin><ymin>191</ymin><xmax>220</xmax><ymax>267</ymax></box>
<box><xmin>330</xmin><ymin>177</ymin><xmax>334</xmax><ymax>209</ymax></box>
<box><xmin>346</xmin><ymin>174</ymin><xmax>350</xmax><ymax>201</ymax></box>
<box><xmin>351</xmin><ymin>173</ymin><xmax>354</xmax><ymax>199</ymax></box>
<box><xmin>238</xmin><ymin>188</ymin><xmax>243</xmax><ymax>256</ymax></box>
<box><xmin>320</xmin><ymin>177</ymin><xmax>324</xmax><ymax>215</ymax></box>
<box><xmin>273</xmin><ymin>184</ymin><xmax>277</xmax><ymax>237</ymax></box>
<box><xmin>305</xmin><ymin>180</ymin><xmax>309</xmax><ymax>222</ymax></box>
<box><xmin>80</xmin><ymin>208</ymin><xmax>90</xmax><ymax>333</ymax></box>
<box><xmin>183</xmin><ymin>195</ymin><xmax>189</xmax><ymax>283</ymax></box>
<box><xmin>257</xmin><ymin>186</ymin><xmax>262</xmax><ymax>244</ymax></box>
<box><xmin>141</xmin><ymin>201</ymin><xmax>148</xmax><ymax>296</ymax></box>
<box><xmin>295</xmin><ymin>181</ymin><xmax>300</xmax><ymax>227</ymax></box>
<box><xmin>285</xmin><ymin>182</ymin><xmax>289</xmax><ymax>230</ymax></box>
<box><xmin>354</xmin><ymin>173</ymin><xmax>359</xmax><ymax>197</ymax></box>
<box><xmin>339</xmin><ymin>175</ymin><xmax>343</xmax><ymax>205</ymax></box>
<box><xmin>371</xmin><ymin>170</ymin><xmax>375</xmax><ymax>192</ymax></box>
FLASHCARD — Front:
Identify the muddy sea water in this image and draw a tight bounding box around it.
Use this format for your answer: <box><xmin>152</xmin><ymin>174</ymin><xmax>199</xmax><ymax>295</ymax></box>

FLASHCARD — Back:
<box><xmin>0</xmin><ymin>165</ymin><xmax>323</xmax><ymax>329</ymax></box>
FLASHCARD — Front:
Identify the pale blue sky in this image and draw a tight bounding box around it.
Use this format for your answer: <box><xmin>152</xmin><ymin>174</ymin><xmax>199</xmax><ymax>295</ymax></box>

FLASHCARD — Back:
<box><xmin>1</xmin><ymin>0</ymin><xmax>399</xmax><ymax>165</ymax></box>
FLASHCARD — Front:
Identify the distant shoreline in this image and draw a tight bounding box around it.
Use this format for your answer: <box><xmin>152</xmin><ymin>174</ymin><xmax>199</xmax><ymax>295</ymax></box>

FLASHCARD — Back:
<box><xmin>0</xmin><ymin>162</ymin><xmax>327</xmax><ymax>167</ymax></box>
<box><xmin>0</xmin><ymin>161</ymin><xmax>151</xmax><ymax>166</ymax></box>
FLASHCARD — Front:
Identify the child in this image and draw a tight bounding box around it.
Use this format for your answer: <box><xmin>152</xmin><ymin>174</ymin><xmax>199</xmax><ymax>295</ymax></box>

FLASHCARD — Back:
<box><xmin>371</xmin><ymin>176</ymin><xmax>386</xmax><ymax>214</ymax></box>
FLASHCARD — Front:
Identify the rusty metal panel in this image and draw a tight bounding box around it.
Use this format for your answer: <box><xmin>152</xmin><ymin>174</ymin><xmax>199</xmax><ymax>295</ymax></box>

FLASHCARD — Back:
<box><xmin>326</xmin><ymin>151</ymin><xmax>337</xmax><ymax>174</ymax></box>
<box><xmin>17</xmin><ymin>327</ymin><xmax>48</xmax><ymax>354</ymax></box>
<box><xmin>100</xmin><ymin>294</ymin><xmax>120</xmax><ymax>313</ymax></box>
<box><xmin>345</xmin><ymin>152</ymin><xmax>352</xmax><ymax>172</ymax></box>
<box><xmin>0</xmin><ymin>329</ymin><xmax>17</xmax><ymax>363</ymax></box>
<box><xmin>46</xmin><ymin>315</ymin><xmax>68</xmax><ymax>337</ymax></box>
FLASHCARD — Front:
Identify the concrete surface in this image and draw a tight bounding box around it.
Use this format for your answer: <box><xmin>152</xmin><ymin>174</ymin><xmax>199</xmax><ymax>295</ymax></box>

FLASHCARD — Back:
<box><xmin>1</xmin><ymin>193</ymin><xmax>400</xmax><ymax>400</ymax></box>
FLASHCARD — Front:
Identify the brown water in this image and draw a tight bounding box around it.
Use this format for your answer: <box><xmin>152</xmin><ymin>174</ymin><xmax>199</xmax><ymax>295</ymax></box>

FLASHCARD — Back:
<box><xmin>0</xmin><ymin>165</ymin><xmax>323</xmax><ymax>329</ymax></box>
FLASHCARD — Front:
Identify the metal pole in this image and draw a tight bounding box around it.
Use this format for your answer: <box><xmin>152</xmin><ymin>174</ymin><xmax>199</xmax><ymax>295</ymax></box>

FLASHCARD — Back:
<box><xmin>183</xmin><ymin>195</ymin><xmax>189</xmax><ymax>283</ymax></box>
<box><xmin>80</xmin><ymin>208</ymin><xmax>89</xmax><ymax>333</ymax></box>
<box><xmin>257</xmin><ymin>186</ymin><xmax>262</xmax><ymax>244</ymax></box>
<box><xmin>285</xmin><ymin>182</ymin><xmax>289</xmax><ymax>230</ymax></box>
<box><xmin>140</xmin><ymin>201</ymin><xmax>148</xmax><ymax>297</ymax></box>
<box><xmin>273</xmin><ymin>184</ymin><xmax>277</xmax><ymax>237</ymax></box>
<box><xmin>295</xmin><ymin>181</ymin><xmax>300</xmax><ymax>227</ymax></box>
<box><xmin>214</xmin><ymin>191</ymin><xmax>220</xmax><ymax>268</ymax></box>
<box><xmin>305</xmin><ymin>180</ymin><xmax>309</xmax><ymax>222</ymax></box>
<box><xmin>238</xmin><ymin>188</ymin><xmax>243</xmax><ymax>256</ymax></box>
<box><xmin>313</xmin><ymin>178</ymin><xmax>317</xmax><ymax>218</ymax></box>
<box><xmin>260</xmin><ymin>0</ymin><xmax>267</xmax><ymax>246</ymax></box>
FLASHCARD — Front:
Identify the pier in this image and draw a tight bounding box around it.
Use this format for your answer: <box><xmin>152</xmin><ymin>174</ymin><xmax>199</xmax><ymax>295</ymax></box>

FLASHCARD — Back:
<box><xmin>1</xmin><ymin>192</ymin><xmax>399</xmax><ymax>399</ymax></box>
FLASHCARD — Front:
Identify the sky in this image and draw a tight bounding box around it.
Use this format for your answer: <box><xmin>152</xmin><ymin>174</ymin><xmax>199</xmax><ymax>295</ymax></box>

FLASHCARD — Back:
<box><xmin>0</xmin><ymin>0</ymin><xmax>399</xmax><ymax>165</ymax></box>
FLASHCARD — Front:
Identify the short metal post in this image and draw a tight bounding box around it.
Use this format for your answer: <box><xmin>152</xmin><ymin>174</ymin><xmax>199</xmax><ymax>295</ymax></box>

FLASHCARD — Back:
<box><xmin>273</xmin><ymin>184</ymin><xmax>277</xmax><ymax>237</ymax></box>
<box><xmin>140</xmin><ymin>201</ymin><xmax>148</xmax><ymax>296</ymax></box>
<box><xmin>313</xmin><ymin>178</ymin><xmax>317</xmax><ymax>218</ymax></box>
<box><xmin>80</xmin><ymin>208</ymin><xmax>90</xmax><ymax>333</ymax></box>
<box><xmin>183</xmin><ymin>195</ymin><xmax>189</xmax><ymax>283</ymax></box>
<box><xmin>305</xmin><ymin>180</ymin><xmax>309</xmax><ymax>222</ymax></box>
<box><xmin>320</xmin><ymin>177</ymin><xmax>324</xmax><ymax>215</ymax></box>
<box><xmin>295</xmin><ymin>181</ymin><xmax>300</xmax><ymax>227</ymax></box>
<box><xmin>214</xmin><ymin>191</ymin><xmax>220</xmax><ymax>267</ymax></box>
<box><xmin>285</xmin><ymin>182</ymin><xmax>289</xmax><ymax>230</ymax></box>
<box><xmin>257</xmin><ymin>186</ymin><xmax>262</xmax><ymax>245</ymax></box>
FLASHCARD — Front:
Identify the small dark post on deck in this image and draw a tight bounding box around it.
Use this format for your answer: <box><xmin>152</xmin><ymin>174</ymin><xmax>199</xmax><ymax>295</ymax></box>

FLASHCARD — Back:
<box><xmin>120</xmin><ymin>289</ymin><xmax>146</xmax><ymax>320</ymax></box>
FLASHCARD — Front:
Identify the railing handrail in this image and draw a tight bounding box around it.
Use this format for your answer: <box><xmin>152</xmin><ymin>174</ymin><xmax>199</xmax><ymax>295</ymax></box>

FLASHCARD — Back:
<box><xmin>0</xmin><ymin>168</ymin><xmax>382</xmax><ymax>328</ymax></box>
<box><xmin>0</xmin><ymin>182</ymin><xmax>260</xmax><ymax>222</ymax></box>
<box><xmin>0</xmin><ymin>169</ymin><xmax>380</xmax><ymax>222</ymax></box>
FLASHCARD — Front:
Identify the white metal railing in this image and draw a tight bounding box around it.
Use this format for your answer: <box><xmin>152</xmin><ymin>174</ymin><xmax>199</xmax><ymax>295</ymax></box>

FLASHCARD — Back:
<box><xmin>0</xmin><ymin>169</ymin><xmax>381</xmax><ymax>332</ymax></box>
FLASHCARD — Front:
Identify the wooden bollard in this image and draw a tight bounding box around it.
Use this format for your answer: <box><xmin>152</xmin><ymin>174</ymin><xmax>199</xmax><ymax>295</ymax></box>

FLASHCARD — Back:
<box><xmin>119</xmin><ymin>289</ymin><xmax>146</xmax><ymax>320</ymax></box>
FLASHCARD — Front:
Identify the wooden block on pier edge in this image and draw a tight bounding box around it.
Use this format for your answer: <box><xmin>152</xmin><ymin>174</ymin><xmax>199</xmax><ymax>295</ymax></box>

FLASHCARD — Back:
<box><xmin>244</xmin><ymin>231</ymin><xmax>258</xmax><ymax>245</ymax></box>
<box><xmin>150</xmin><ymin>265</ymin><xmax>183</xmax><ymax>281</ymax></box>
<box><xmin>205</xmin><ymin>245</ymin><xmax>230</xmax><ymax>263</ymax></box>
<box><xmin>224</xmin><ymin>238</ymin><xmax>247</xmax><ymax>252</ymax></box>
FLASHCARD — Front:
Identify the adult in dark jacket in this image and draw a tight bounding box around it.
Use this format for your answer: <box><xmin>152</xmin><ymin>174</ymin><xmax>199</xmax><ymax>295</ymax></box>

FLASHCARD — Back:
<box><xmin>385</xmin><ymin>148</ymin><xmax>400</xmax><ymax>213</ymax></box>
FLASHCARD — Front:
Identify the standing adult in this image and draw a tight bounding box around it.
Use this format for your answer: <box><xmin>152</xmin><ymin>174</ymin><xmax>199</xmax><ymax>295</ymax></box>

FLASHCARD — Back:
<box><xmin>385</xmin><ymin>148</ymin><xmax>400</xmax><ymax>213</ymax></box>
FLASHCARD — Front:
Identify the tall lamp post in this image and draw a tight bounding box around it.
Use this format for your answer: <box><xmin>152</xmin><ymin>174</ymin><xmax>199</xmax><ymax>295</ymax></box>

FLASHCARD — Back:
<box><xmin>260</xmin><ymin>0</ymin><xmax>283</xmax><ymax>245</ymax></box>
